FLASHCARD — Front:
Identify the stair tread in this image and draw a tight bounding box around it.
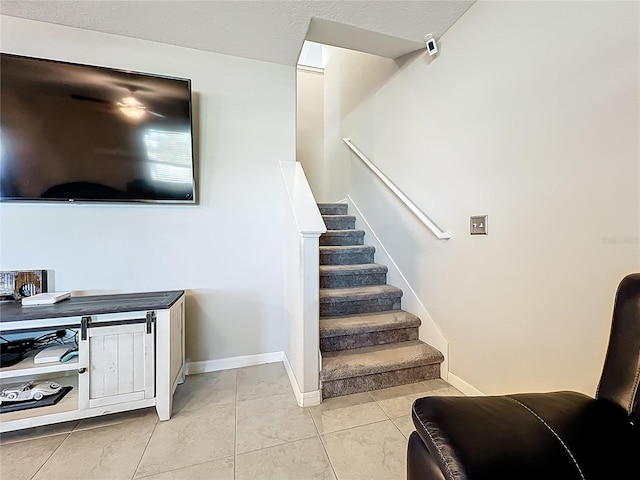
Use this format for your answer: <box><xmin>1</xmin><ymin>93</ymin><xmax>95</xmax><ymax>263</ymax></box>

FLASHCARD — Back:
<box><xmin>320</xmin><ymin>245</ymin><xmax>374</xmax><ymax>252</ymax></box>
<box><xmin>318</xmin><ymin>204</ymin><xmax>348</xmax><ymax>215</ymax></box>
<box><xmin>319</xmin><ymin>285</ymin><xmax>402</xmax><ymax>302</ymax></box>
<box><xmin>320</xmin><ymin>310</ymin><xmax>420</xmax><ymax>338</ymax></box>
<box><xmin>320</xmin><ymin>340</ymin><xmax>444</xmax><ymax>381</ymax></box>
<box><xmin>323</xmin><ymin>215</ymin><xmax>356</xmax><ymax>231</ymax></box>
<box><xmin>319</xmin><ymin>264</ymin><xmax>388</xmax><ymax>275</ymax></box>
<box><xmin>317</xmin><ymin>203</ymin><xmax>348</xmax><ymax>208</ymax></box>
<box><xmin>321</xmin><ymin>229</ymin><xmax>365</xmax><ymax>236</ymax></box>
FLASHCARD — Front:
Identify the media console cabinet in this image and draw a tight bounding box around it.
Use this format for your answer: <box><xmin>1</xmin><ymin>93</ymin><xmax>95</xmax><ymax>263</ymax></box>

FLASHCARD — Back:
<box><xmin>0</xmin><ymin>290</ymin><xmax>185</xmax><ymax>433</ymax></box>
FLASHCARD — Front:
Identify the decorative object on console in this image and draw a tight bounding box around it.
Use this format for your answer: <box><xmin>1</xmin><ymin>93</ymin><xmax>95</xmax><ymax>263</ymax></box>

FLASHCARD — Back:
<box><xmin>0</xmin><ymin>381</ymin><xmax>72</xmax><ymax>414</ymax></box>
<box><xmin>0</xmin><ymin>270</ymin><xmax>48</xmax><ymax>301</ymax></box>
<box><xmin>0</xmin><ymin>380</ymin><xmax>61</xmax><ymax>403</ymax></box>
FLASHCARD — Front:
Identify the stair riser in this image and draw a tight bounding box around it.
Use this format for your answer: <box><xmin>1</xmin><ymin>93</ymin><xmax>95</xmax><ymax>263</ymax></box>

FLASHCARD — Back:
<box><xmin>322</xmin><ymin>365</ymin><xmax>440</xmax><ymax>399</ymax></box>
<box><xmin>321</xmin><ymin>328</ymin><xmax>419</xmax><ymax>352</ymax></box>
<box><xmin>320</xmin><ymin>298</ymin><xmax>401</xmax><ymax>317</ymax></box>
<box><xmin>324</xmin><ymin>216</ymin><xmax>356</xmax><ymax>230</ymax></box>
<box><xmin>320</xmin><ymin>273</ymin><xmax>387</xmax><ymax>288</ymax></box>
<box><xmin>320</xmin><ymin>251</ymin><xmax>374</xmax><ymax>265</ymax></box>
<box><xmin>320</xmin><ymin>233</ymin><xmax>365</xmax><ymax>246</ymax></box>
<box><xmin>318</xmin><ymin>205</ymin><xmax>348</xmax><ymax>215</ymax></box>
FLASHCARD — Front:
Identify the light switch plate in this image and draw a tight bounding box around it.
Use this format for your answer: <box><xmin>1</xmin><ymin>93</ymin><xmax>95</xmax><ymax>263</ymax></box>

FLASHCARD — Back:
<box><xmin>470</xmin><ymin>215</ymin><xmax>488</xmax><ymax>235</ymax></box>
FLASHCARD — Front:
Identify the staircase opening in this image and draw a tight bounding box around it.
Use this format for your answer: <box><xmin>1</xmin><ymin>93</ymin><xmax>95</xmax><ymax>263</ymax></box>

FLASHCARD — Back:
<box><xmin>295</xmin><ymin>32</ymin><xmax>447</xmax><ymax>401</ymax></box>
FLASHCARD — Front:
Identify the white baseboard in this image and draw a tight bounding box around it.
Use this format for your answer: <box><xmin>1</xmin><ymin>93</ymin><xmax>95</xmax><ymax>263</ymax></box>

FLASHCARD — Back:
<box><xmin>185</xmin><ymin>351</ymin><xmax>284</xmax><ymax>375</ymax></box>
<box><xmin>283</xmin><ymin>354</ymin><xmax>321</xmax><ymax>407</ymax></box>
<box><xmin>185</xmin><ymin>352</ymin><xmax>322</xmax><ymax>406</ymax></box>
<box><xmin>448</xmin><ymin>372</ymin><xmax>485</xmax><ymax>396</ymax></box>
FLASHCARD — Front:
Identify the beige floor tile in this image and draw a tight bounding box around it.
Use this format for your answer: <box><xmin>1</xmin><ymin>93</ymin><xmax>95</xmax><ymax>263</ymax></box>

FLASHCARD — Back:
<box><xmin>322</xmin><ymin>420</ymin><xmax>407</xmax><ymax>480</ymax></box>
<box><xmin>421</xmin><ymin>378</ymin><xmax>451</xmax><ymax>391</ymax></box>
<box><xmin>236</xmin><ymin>362</ymin><xmax>293</xmax><ymax>402</ymax></box>
<box><xmin>33</xmin><ymin>417</ymin><xmax>156</xmax><ymax>480</ymax></box>
<box><xmin>391</xmin><ymin>415</ymin><xmax>415</xmax><ymax>439</ymax></box>
<box><xmin>236</xmin><ymin>392</ymin><xmax>317</xmax><ymax>453</ymax></box>
<box><xmin>172</xmin><ymin>370</ymin><xmax>237</xmax><ymax>414</ymax></box>
<box><xmin>309</xmin><ymin>392</ymin><xmax>387</xmax><ymax>434</ymax></box>
<box><xmin>135</xmin><ymin>402</ymin><xmax>235</xmax><ymax>478</ymax></box>
<box><xmin>0</xmin><ymin>420</ymin><xmax>78</xmax><ymax>445</ymax></box>
<box><xmin>0</xmin><ymin>433</ymin><xmax>66</xmax><ymax>480</ymax></box>
<box><xmin>136</xmin><ymin>456</ymin><xmax>234</xmax><ymax>480</ymax></box>
<box><xmin>377</xmin><ymin>385</ymin><xmax>463</xmax><ymax>418</ymax></box>
<box><xmin>74</xmin><ymin>407</ymin><xmax>158</xmax><ymax>431</ymax></box>
<box><xmin>429</xmin><ymin>386</ymin><xmax>464</xmax><ymax>396</ymax></box>
<box><xmin>376</xmin><ymin>394</ymin><xmax>416</xmax><ymax>418</ymax></box>
<box><xmin>236</xmin><ymin>437</ymin><xmax>335</xmax><ymax>480</ymax></box>
<box><xmin>373</xmin><ymin>381</ymin><xmax>461</xmax><ymax>418</ymax></box>
<box><xmin>368</xmin><ymin>381</ymin><xmax>432</xmax><ymax>402</ymax></box>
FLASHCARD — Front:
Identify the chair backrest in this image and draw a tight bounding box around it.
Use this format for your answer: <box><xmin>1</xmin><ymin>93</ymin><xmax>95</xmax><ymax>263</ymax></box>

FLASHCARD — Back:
<box><xmin>596</xmin><ymin>273</ymin><xmax>640</xmax><ymax>424</ymax></box>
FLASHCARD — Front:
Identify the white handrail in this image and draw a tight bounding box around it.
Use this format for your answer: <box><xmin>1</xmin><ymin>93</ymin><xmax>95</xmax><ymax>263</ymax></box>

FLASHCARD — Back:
<box><xmin>343</xmin><ymin>138</ymin><xmax>451</xmax><ymax>240</ymax></box>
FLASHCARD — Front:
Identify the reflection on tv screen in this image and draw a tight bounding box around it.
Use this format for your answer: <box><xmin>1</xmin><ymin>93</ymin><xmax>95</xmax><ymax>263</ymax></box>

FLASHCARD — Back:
<box><xmin>0</xmin><ymin>53</ymin><xmax>196</xmax><ymax>203</ymax></box>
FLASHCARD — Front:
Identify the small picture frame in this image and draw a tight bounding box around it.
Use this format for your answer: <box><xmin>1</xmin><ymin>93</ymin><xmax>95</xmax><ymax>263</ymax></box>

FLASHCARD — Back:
<box><xmin>0</xmin><ymin>270</ymin><xmax>48</xmax><ymax>300</ymax></box>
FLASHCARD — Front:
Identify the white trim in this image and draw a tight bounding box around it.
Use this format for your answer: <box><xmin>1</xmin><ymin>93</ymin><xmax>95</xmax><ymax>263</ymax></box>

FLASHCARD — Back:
<box><xmin>283</xmin><ymin>354</ymin><xmax>322</xmax><ymax>407</ymax></box>
<box><xmin>347</xmin><ymin>195</ymin><xmax>449</xmax><ymax>378</ymax></box>
<box><xmin>185</xmin><ymin>351</ymin><xmax>284</xmax><ymax>375</ymax></box>
<box><xmin>280</xmin><ymin>161</ymin><xmax>327</xmax><ymax>235</ymax></box>
<box><xmin>343</xmin><ymin>138</ymin><xmax>450</xmax><ymax>240</ymax></box>
<box><xmin>447</xmin><ymin>372</ymin><xmax>485</xmax><ymax>396</ymax></box>
<box><xmin>297</xmin><ymin>65</ymin><xmax>324</xmax><ymax>74</ymax></box>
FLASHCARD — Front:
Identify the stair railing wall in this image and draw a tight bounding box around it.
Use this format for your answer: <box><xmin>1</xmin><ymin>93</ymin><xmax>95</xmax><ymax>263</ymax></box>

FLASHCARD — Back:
<box><xmin>342</xmin><ymin>139</ymin><xmax>451</xmax><ymax>381</ymax></box>
<box><xmin>280</xmin><ymin>161</ymin><xmax>326</xmax><ymax>407</ymax></box>
<box><xmin>343</xmin><ymin>138</ymin><xmax>451</xmax><ymax>240</ymax></box>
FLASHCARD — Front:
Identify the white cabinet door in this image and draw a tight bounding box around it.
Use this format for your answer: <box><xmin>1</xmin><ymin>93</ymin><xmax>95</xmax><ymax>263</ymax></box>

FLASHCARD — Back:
<box><xmin>78</xmin><ymin>320</ymin><xmax>155</xmax><ymax>409</ymax></box>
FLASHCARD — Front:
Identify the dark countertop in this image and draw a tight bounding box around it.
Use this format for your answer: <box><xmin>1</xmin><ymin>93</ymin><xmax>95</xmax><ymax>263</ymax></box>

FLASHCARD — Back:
<box><xmin>0</xmin><ymin>290</ymin><xmax>184</xmax><ymax>323</ymax></box>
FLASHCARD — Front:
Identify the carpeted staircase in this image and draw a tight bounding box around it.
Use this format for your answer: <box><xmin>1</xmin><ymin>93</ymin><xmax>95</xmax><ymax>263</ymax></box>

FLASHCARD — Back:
<box><xmin>318</xmin><ymin>203</ymin><xmax>444</xmax><ymax>399</ymax></box>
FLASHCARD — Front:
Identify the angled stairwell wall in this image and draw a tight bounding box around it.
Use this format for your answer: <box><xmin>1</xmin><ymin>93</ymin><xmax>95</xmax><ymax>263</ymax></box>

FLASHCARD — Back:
<box><xmin>346</xmin><ymin>196</ymin><xmax>451</xmax><ymax>384</ymax></box>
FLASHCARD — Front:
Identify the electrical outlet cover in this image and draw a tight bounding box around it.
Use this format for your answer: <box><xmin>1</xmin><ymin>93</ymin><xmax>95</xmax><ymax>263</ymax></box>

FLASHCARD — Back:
<box><xmin>470</xmin><ymin>215</ymin><xmax>488</xmax><ymax>235</ymax></box>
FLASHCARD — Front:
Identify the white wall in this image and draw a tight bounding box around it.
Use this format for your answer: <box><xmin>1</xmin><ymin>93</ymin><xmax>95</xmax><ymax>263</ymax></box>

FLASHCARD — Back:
<box><xmin>0</xmin><ymin>16</ymin><xmax>296</xmax><ymax>363</ymax></box>
<box><xmin>323</xmin><ymin>1</ymin><xmax>640</xmax><ymax>395</ymax></box>
<box><xmin>296</xmin><ymin>68</ymin><xmax>325</xmax><ymax>200</ymax></box>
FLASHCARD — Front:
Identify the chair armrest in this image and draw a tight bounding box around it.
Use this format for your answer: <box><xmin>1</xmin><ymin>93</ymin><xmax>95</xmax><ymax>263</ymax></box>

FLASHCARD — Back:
<box><xmin>411</xmin><ymin>392</ymin><xmax>600</xmax><ymax>480</ymax></box>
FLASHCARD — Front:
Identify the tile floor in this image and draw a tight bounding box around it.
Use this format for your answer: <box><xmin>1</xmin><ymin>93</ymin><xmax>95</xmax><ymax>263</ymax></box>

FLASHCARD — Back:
<box><xmin>0</xmin><ymin>362</ymin><xmax>462</xmax><ymax>480</ymax></box>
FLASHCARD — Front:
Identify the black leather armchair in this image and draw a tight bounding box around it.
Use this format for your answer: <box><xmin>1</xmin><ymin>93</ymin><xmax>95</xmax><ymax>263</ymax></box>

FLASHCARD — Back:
<box><xmin>408</xmin><ymin>273</ymin><xmax>640</xmax><ymax>480</ymax></box>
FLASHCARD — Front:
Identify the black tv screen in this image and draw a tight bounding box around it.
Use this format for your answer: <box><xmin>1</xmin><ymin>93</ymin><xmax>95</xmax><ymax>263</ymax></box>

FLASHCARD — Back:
<box><xmin>0</xmin><ymin>53</ymin><xmax>196</xmax><ymax>203</ymax></box>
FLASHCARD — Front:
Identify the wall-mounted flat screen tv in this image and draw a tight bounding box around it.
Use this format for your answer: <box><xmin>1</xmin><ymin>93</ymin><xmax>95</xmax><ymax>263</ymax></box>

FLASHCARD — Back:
<box><xmin>0</xmin><ymin>53</ymin><xmax>196</xmax><ymax>203</ymax></box>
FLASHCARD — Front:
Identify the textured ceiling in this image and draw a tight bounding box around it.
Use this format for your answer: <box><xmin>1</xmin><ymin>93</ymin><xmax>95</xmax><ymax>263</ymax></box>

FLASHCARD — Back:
<box><xmin>0</xmin><ymin>1</ymin><xmax>475</xmax><ymax>66</ymax></box>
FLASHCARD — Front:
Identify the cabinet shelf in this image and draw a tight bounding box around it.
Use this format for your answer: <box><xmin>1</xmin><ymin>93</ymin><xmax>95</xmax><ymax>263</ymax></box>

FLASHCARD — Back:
<box><xmin>0</xmin><ymin>376</ymin><xmax>78</xmax><ymax>423</ymax></box>
<box><xmin>0</xmin><ymin>343</ymin><xmax>80</xmax><ymax>380</ymax></box>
